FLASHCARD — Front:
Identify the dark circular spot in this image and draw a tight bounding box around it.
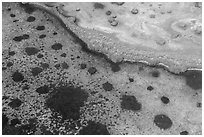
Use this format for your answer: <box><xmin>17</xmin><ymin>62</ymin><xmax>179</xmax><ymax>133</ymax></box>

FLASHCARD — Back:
<box><xmin>26</xmin><ymin>16</ymin><xmax>35</xmax><ymax>22</ymax></box>
<box><xmin>9</xmin><ymin>51</ymin><xmax>15</xmax><ymax>56</ymax></box>
<box><xmin>25</xmin><ymin>47</ymin><xmax>39</xmax><ymax>56</ymax></box>
<box><xmin>88</xmin><ymin>67</ymin><xmax>97</xmax><ymax>75</ymax></box>
<box><xmin>36</xmin><ymin>25</ymin><xmax>45</xmax><ymax>31</ymax></box>
<box><xmin>153</xmin><ymin>114</ymin><xmax>173</xmax><ymax>130</ymax></box>
<box><xmin>62</xmin><ymin>62</ymin><xmax>69</xmax><ymax>69</ymax></box>
<box><xmin>110</xmin><ymin>63</ymin><xmax>121</xmax><ymax>72</ymax></box>
<box><xmin>180</xmin><ymin>131</ymin><xmax>189</xmax><ymax>135</ymax></box>
<box><xmin>12</xmin><ymin>71</ymin><xmax>24</xmax><ymax>82</ymax></box>
<box><xmin>31</xmin><ymin>67</ymin><xmax>43</xmax><ymax>76</ymax></box>
<box><xmin>151</xmin><ymin>70</ymin><xmax>160</xmax><ymax>77</ymax></box>
<box><xmin>2</xmin><ymin>114</ymin><xmax>9</xmax><ymax>129</ymax></box>
<box><xmin>79</xmin><ymin>121</ymin><xmax>110</xmax><ymax>135</ymax></box>
<box><xmin>121</xmin><ymin>95</ymin><xmax>142</xmax><ymax>111</ymax></box>
<box><xmin>10</xmin><ymin>118</ymin><xmax>21</xmax><ymax>126</ymax></box>
<box><xmin>13</xmin><ymin>36</ymin><xmax>23</xmax><ymax>42</ymax></box>
<box><xmin>181</xmin><ymin>70</ymin><xmax>202</xmax><ymax>90</ymax></box>
<box><xmin>80</xmin><ymin>63</ymin><xmax>87</xmax><ymax>69</ymax></box>
<box><xmin>106</xmin><ymin>10</ymin><xmax>111</xmax><ymax>15</ymax></box>
<box><xmin>60</xmin><ymin>53</ymin><xmax>66</xmax><ymax>57</ymax></box>
<box><xmin>161</xmin><ymin>96</ymin><xmax>170</xmax><ymax>104</ymax></box>
<box><xmin>10</xmin><ymin>14</ymin><xmax>16</xmax><ymax>17</ymax></box>
<box><xmin>37</xmin><ymin>53</ymin><xmax>43</xmax><ymax>58</ymax></box>
<box><xmin>46</xmin><ymin>86</ymin><xmax>89</xmax><ymax>120</ymax></box>
<box><xmin>8</xmin><ymin>98</ymin><xmax>22</xmax><ymax>108</ymax></box>
<box><xmin>129</xmin><ymin>78</ymin><xmax>134</xmax><ymax>82</ymax></box>
<box><xmin>147</xmin><ymin>86</ymin><xmax>154</xmax><ymax>91</ymax></box>
<box><xmin>36</xmin><ymin>85</ymin><xmax>49</xmax><ymax>94</ymax></box>
<box><xmin>51</xmin><ymin>43</ymin><xmax>63</xmax><ymax>50</ymax></box>
<box><xmin>93</xmin><ymin>3</ymin><xmax>105</xmax><ymax>9</ymax></box>
<box><xmin>39</xmin><ymin>34</ymin><xmax>46</xmax><ymax>39</ymax></box>
<box><xmin>131</xmin><ymin>8</ymin><xmax>139</xmax><ymax>14</ymax></box>
<box><xmin>7</xmin><ymin>62</ymin><xmax>13</xmax><ymax>67</ymax></box>
<box><xmin>102</xmin><ymin>82</ymin><xmax>113</xmax><ymax>91</ymax></box>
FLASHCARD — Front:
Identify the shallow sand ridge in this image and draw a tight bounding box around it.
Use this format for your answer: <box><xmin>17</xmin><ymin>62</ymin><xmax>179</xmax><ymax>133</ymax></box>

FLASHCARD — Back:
<box><xmin>58</xmin><ymin>2</ymin><xmax>202</xmax><ymax>73</ymax></box>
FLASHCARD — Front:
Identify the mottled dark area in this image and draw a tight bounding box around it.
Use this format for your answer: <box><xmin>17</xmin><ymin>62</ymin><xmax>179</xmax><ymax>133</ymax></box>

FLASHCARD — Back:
<box><xmin>93</xmin><ymin>3</ymin><xmax>105</xmax><ymax>9</ymax></box>
<box><xmin>7</xmin><ymin>62</ymin><xmax>13</xmax><ymax>67</ymax></box>
<box><xmin>51</xmin><ymin>43</ymin><xmax>63</xmax><ymax>50</ymax></box>
<box><xmin>153</xmin><ymin>114</ymin><xmax>172</xmax><ymax>130</ymax></box>
<box><xmin>8</xmin><ymin>51</ymin><xmax>15</xmax><ymax>56</ymax></box>
<box><xmin>36</xmin><ymin>85</ymin><xmax>49</xmax><ymax>94</ymax></box>
<box><xmin>54</xmin><ymin>63</ymin><xmax>61</xmax><ymax>69</ymax></box>
<box><xmin>27</xmin><ymin>16</ymin><xmax>36</xmax><ymax>22</ymax></box>
<box><xmin>31</xmin><ymin>67</ymin><xmax>43</xmax><ymax>76</ymax></box>
<box><xmin>147</xmin><ymin>86</ymin><xmax>154</xmax><ymax>91</ymax></box>
<box><xmin>46</xmin><ymin>86</ymin><xmax>89</xmax><ymax>120</ymax></box>
<box><xmin>37</xmin><ymin>53</ymin><xmax>43</xmax><ymax>58</ymax></box>
<box><xmin>10</xmin><ymin>118</ymin><xmax>21</xmax><ymax>126</ymax></box>
<box><xmin>20</xmin><ymin>3</ymin><xmax>36</xmax><ymax>14</ymax></box>
<box><xmin>197</xmin><ymin>102</ymin><xmax>202</xmax><ymax>108</ymax></box>
<box><xmin>151</xmin><ymin>70</ymin><xmax>160</xmax><ymax>77</ymax></box>
<box><xmin>194</xmin><ymin>2</ymin><xmax>202</xmax><ymax>8</ymax></box>
<box><xmin>2</xmin><ymin>114</ymin><xmax>9</xmax><ymax>129</ymax></box>
<box><xmin>25</xmin><ymin>47</ymin><xmax>39</xmax><ymax>56</ymax></box>
<box><xmin>41</xmin><ymin>63</ymin><xmax>49</xmax><ymax>69</ymax></box>
<box><xmin>79</xmin><ymin>121</ymin><xmax>110</xmax><ymax>135</ymax></box>
<box><xmin>121</xmin><ymin>95</ymin><xmax>142</xmax><ymax>111</ymax></box>
<box><xmin>102</xmin><ymin>82</ymin><xmax>113</xmax><ymax>91</ymax></box>
<box><xmin>8</xmin><ymin>98</ymin><xmax>22</xmax><ymax>108</ymax></box>
<box><xmin>12</xmin><ymin>71</ymin><xmax>24</xmax><ymax>82</ymax></box>
<box><xmin>61</xmin><ymin>62</ymin><xmax>69</xmax><ymax>69</ymax></box>
<box><xmin>36</xmin><ymin>25</ymin><xmax>45</xmax><ymax>31</ymax></box>
<box><xmin>80</xmin><ymin>63</ymin><xmax>87</xmax><ymax>69</ymax></box>
<box><xmin>22</xmin><ymin>34</ymin><xmax>29</xmax><ymax>39</ymax></box>
<box><xmin>181</xmin><ymin>70</ymin><xmax>202</xmax><ymax>90</ymax></box>
<box><xmin>3</xmin><ymin>118</ymin><xmax>37</xmax><ymax>135</ymax></box>
<box><xmin>110</xmin><ymin>63</ymin><xmax>121</xmax><ymax>72</ymax></box>
<box><xmin>88</xmin><ymin>67</ymin><xmax>97</xmax><ymax>75</ymax></box>
<box><xmin>13</xmin><ymin>36</ymin><xmax>23</xmax><ymax>42</ymax></box>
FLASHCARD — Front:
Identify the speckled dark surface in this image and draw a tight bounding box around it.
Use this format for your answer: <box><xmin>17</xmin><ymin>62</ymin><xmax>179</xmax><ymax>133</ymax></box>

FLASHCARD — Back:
<box><xmin>2</xmin><ymin>2</ymin><xmax>202</xmax><ymax>135</ymax></box>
